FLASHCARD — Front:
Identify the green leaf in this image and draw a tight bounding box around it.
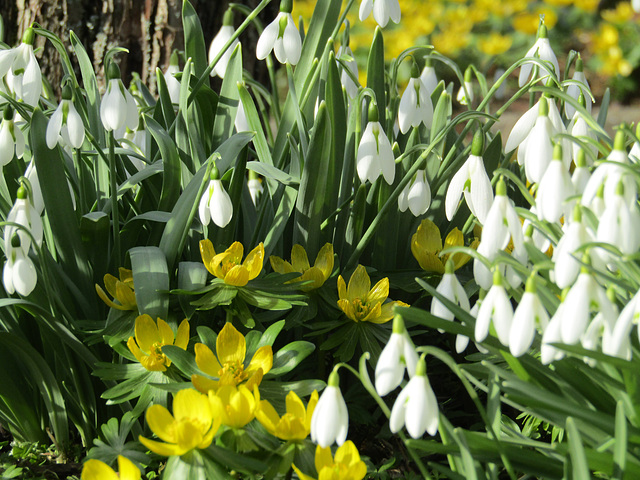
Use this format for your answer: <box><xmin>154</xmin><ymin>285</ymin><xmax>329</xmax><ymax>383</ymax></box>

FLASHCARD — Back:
<box><xmin>367</xmin><ymin>27</ymin><xmax>386</xmax><ymax>122</ymax></box>
<box><xmin>267</xmin><ymin>341</ymin><xmax>316</xmax><ymax>377</ymax></box>
<box><xmin>129</xmin><ymin>246</ymin><xmax>170</xmax><ymax>320</ymax></box>
<box><xmin>144</xmin><ymin>114</ymin><xmax>181</xmax><ymax>212</ymax></box>
<box><xmin>182</xmin><ymin>0</ymin><xmax>208</xmax><ymax>77</ymax></box>
<box><xmin>566</xmin><ymin>417</ymin><xmax>590</xmax><ymax>479</ymax></box>
<box><xmin>212</xmin><ymin>43</ymin><xmax>243</xmax><ymax>147</ymax></box>
<box><xmin>614</xmin><ymin>400</ymin><xmax>627</xmax><ymax>480</ymax></box>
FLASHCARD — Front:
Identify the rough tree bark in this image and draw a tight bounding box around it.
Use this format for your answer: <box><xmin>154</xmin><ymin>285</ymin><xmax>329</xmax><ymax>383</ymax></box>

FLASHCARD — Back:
<box><xmin>0</xmin><ymin>0</ymin><xmax>277</xmax><ymax>95</ymax></box>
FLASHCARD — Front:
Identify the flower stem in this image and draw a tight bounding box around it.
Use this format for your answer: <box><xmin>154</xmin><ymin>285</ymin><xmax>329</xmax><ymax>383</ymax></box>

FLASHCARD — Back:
<box><xmin>107</xmin><ymin>131</ymin><xmax>121</xmax><ymax>264</ymax></box>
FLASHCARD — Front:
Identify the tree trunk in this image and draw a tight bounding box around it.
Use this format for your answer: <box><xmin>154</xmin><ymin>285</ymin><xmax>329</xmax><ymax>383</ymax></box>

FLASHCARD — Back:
<box><xmin>1</xmin><ymin>0</ymin><xmax>277</xmax><ymax>95</ymax></box>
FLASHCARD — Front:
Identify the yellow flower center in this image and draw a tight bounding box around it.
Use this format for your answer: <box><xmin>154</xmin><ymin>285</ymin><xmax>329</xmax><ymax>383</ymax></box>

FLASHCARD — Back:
<box><xmin>220</xmin><ymin>259</ymin><xmax>238</xmax><ymax>276</ymax></box>
<box><xmin>150</xmin><ymin>342</ymin><xmax>168</xmax><ymax>365</ymax></box>
<box><xmin>219</xmin><ymin>360</ymin><xmax>248</xmax><ymax>384</ymax></box>
<box><xmin>353</xmin><ymin>298</ymin><xmax>371</xmax><ymax>320</ymax></box>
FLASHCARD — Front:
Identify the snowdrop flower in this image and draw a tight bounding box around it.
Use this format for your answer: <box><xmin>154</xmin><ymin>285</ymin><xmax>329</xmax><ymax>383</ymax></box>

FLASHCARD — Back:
<box><xmin>24</xmin><ymin>162</ymin><xmax>44</xmax><ymax>215</ymax></box>
<box><xmin>375</xmin><ymin>315</ymin><xmax>418</xmax><ymax>396</ymax></box>
<box><xmin>568</xmin><ymin>93</ymin><xmax>597</xmax><ymax>164</ymax></box>
<box><xmin>8</xmin><ymin>28</ymin><xmax>42</xmax><ymax>107</ymax></box>
<box><xmin>398</xmin><ymin>63</ymin><xmax>433</xmax><ymax>134</ymax></box>
<box><xmin>337</xmin><ymin>44</ymin><xmax>359</xmax><ymax>101</ymax></box>
<box><xmin>398</xmin><ymin>169</ymin><xmax>430</xmax><ymax>216</ymax></box>
<box><xmin>163</xmin><ymin>51</ymin><xmax>181</xmax><ymax>104</ymax></box>
<box><xmin>100</xmin><ymin>62</ymin><xmax>139</xmax><ymax>132</ymax></box>
<box><xmin>357</xmin><ymin>102</ymin><xmax>395</xmax><ymax>184</ymax></box>
<box><xmin>46</xmin><ymin>85</ymin><xmax>85</xmax><ymax>149</ymax></box>
<box><xmin>582</xmin><ymin>130</ymin><xmax>637</xmax><ymax>210</ymax></box>
<box><xmin>552</xmin><ymin>205</ymin><xmax>595</xmax><ymax>289</ymax></box>
<box><xmin>123</xmin><ymin>120</ymin><xmax>148</xmax><ymax>172</ymax></box>
<box><xmin>198</xmin><ymin>165</ymin><xmax>233</xmax><ymax>228</ymax></box>
<box><xmin>430</xmin><ymin>259</ymin><xmax>470</xmax><ymax>330</ymax></box>
<box><xmin>603</xmin><ymin>290</ymin><xmax>640</xmax><ymax>359</ymax></box>
<box><xmin>473</xmin><ymin>178</ymin><xmax>525</xmax><ymax>290</ymax></box>
<box><xmin>541</xmin><ymin>301</ymin><xmax>566</xmax><ymax>364</ymax></box>
<box><xmin>564</xmin><ymin>55</ymin><xmax>592</xmax><ymax>119</ymax></box>
<box><xmin>572</xmin><ymin>150</ymin><xmax>591</xmax><ymax>193</ymax></box>
<box><xmin>209</xmin><ymin>10</ymin><xmax>239</xmax><ymax>78</ymax></box>
<box><xmin>521</xmin><ymin>99</ymin><xmax>554</xmax><ymax>184</ymax></box>
<box><xmin>445</xmin><ymin>129</ymin><xmax>493</xmax><ymax>223</ymax></box>
<box><xmin>420</xmin><ymin>59</ymin><xmax>438</xmax><ymax>95</ymax></box>
<box><xmin>389</xmin><ymin>355</ymin><xmax>438</xmax><ymax>439</ymax></box>
<box><xmin>4</xmin><ymin>186</ymin><xmax>43</xmax><ymax>255</ymax></box>
<box><xmin>509</xmin><ymin>276</ymin><xmax>549</xmax><ymax>357</ymax></box>
<box><xmin>596</xmin><ymin>181</ymin><xmax>640</xmax><ymax>257</ymax></box>
<box><xmin>247</xmin><ymin>170</ymin><xmax>263</xmax><ymax>205</ymax></box>
<box><xmin>475</xmin><ymin>270</ymin><xmax>513</xmax><ymax>346</ymax></box>
<box><xmin>256</xmin><ymin>1</ymin><xmax>301</xmax><ymax>66</ymax></box>
<box><xmin>310</xmin><ymin>370</ymin><xmax>349</xmax><ymax>447</ymax></box>
<box><xmin>561</xmin><ymin>261</ymin><xmax>615</xmax><ymax>345</ymax></box>
<box><xmin>536</xmin><ymin>144</ymin><xmax>574</xmax><ymax>223</ymax></box>
<box><xmin>518</xmin><ymin>23</ymin><xmax>560</xmax><ymax>87</ymax></box>
<box><xmin>630</xmin><ymin>124</ymin><xmax>640</xmax><ymax>163</ymax></box>
<box><xmin>456</xmin><ymin>67</ymin><xmax>474</xmax><ymax>106</ymax></box>
<box><xmin>3</xmin><ymin>236</ymin><xmax>37</xmax><ymax>296</ymax></box>
<box><xmin>359</xmin><ymin>0</ymin><xmax>401</xmax><ymax>28</ymax></box>
<box><xmin>0</xmin><ymin>106</ymin><xmax>25</xmax><ymax>167</ymax></box>
<box><xmin>504</xmin><ymin>95</ymin><xmax>563</xmax><ymax>155</ymax></box>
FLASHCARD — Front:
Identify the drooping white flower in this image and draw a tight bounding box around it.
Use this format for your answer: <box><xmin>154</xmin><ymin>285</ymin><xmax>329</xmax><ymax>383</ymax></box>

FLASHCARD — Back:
<box><xmin>564</xmin><ymin>55</ymin><xmax>592</xmax><ymax>119</ymax></box>
<box><xmin>603</xmin><ymin>290</ymin><xmax>640</xmax><ymax>360</ymax></box>
<box><xmin>375</xmin><ymin>315</ymin><xmax>418</xmax><ymax>396</ymax></box>
<box><xmin>163</xmin><ymin>51</ymin><xmax>181</xmax><ymax>104</ymax></box>
<box><xmin>247</xmin><ymin>170</ymin><xmax>263</xmax><ymax>205</ymax></box>
<box><xmin>456</xmin><ymin>67</ymin><xmax>474</xmax><ymax>106</ymax></box>
<box><xmin>536</xmin><ymin>144</ymin><xmax>574</xmax><ymax>223</ymax></box>
<box><xmin>521</xmin><ymin>99</ymin><xmax>554</xmax><ymax>184</ymax></box>
<box><xmin>359</xmin><ymin>0</ymin><xmax>401</xmax><ymax>28</ymax></box>
<box><xmin>310</xmin><ymin>370</ymin><xmax>349</xmax><ymax>447</ymax></box>
<box><xmin>596</xmin><ymin>182</ymin><xmax>640</xmax><ymax>257</ymax></box>
<box><xmin>0</xmin><ymin>106</ymin><xmax>25</xmax><ymax>167</ymax></box>
<box><xmin>389</xmin><ymin>355</ymin><xmax>438</xmax><ymax>439</ymax></box>
<box><xmin>3</xmin><ymin>242</ymin><xmax>37</xmax><ymax>296</ymax></box>
<box><xmin>4</xmin><ymin>187</ymin><xmax>43</xmax><ymax>255</ymax></box>
<box><xmin>430</xmin><ymin>260</ymin><xmax>470</xmax><ymax>336</ymax></box>
<box><xmin>100</xmin><ymin>62</ymin><xmax>139</xmax><ymax>132</ymax></box>
<box><xmin>541</xmin><ymin>302</ymin><xmax>565</xmax><ymax>365</ymax></box>
<box><xmin>398</xmin><ymin>67</ymin><xmax>433</xmax><ymax>134</ymax></box>
<box><xmin>198</xmin><ymin>168</ymin><xmax>233</xmax><ymax>229</ymax></box>
<box><xmin>568</xmin><ymin>94</ymin><xmax>597</xmax><ymax>164</ymax></box>
<box><xmin>337</xmin><ymin>45</ymin><xmax>359</xmax><ymax>101</ymax></box>
<box><xmin>357</xmin><ymin>103</ymin><xmax>395</xmax><ymax>184</ymax></box>
<box><xmin>475</xmin><ymin>270</ymin><xmax>513</xmax><ymax>346</ymax></box>
<box><xmin>256</xmin><ymin>11</ymin><xmax>301</xmax><ymax>65</ymax></box>
<box><xmin>398</xmin><ymin>169</ymin><xmax>430</xmax><ymax>216</ymax></box>
<box><xmin>551</xmin><ymin>206</ymin><xmax>595</xmax><ymax>289</ymax></box>
<box><xmin>445</xmin><ymin>129</ymin><xmax>493</xmax><ymax>223</ymax></box>
<box><xmin>509</xmin><ymin>276</ymin><xmax>549</xmax><ymax>357</ymax></box>
<box><xmin>561</xmin><ymin>266</ymin><xmax>615</xmax><ymax>345</ymax></box>
<box><xmin>46</xmin><ymin>85</ymin><xmax>85</xmax><ymax>149</ymax></box>
<box><xmin>209</xmin><ymin>10</ymin><xmax>239</xmax><ymax>78</ymax></box>
<box><xmin>24</xmin><ymin>162</ymin><xmax>44</xmax><ymax>215</ymax></box>
<box><xmin>8</xmin><ymin>28</ymin><xmax>42</xmax><ymax>107</ymax></box>
<box><xmin>505</xmin><ymin>96</ymin><xmax>564</xmax><ymax>156</ymax></box>
<box><xmin>420</xmin><ymin>60</ymin><xmax>438</xmax><ymax>95</ymax></box>
<box><xmin>518</xmin><ymin>23</ymin><xmax>560</xmax><ymax>87</ymax></box>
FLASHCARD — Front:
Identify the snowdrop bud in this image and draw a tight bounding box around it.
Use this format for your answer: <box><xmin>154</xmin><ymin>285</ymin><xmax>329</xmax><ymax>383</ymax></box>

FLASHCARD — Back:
<box><xmin>375</xmin><ymin>315</ymin><xmax>418</xmax><ymax>396</ymax></box>
<box><xmin>359</xmin><ymin>0</ymin><xmax>401</xmax><ymax>28</ymax></box>
<box><xmin>630</xmin><ymin>124</ymin><xmax>640</xmax><ymax>163</ymax></box>
<box><xmin>565</xmin><ymin>55</ymin><xmax>592</xmax><ymax>118</ymax></box>
<box><xmin>310</xmin><ymin>370</ymin><xmax>349</xmax><ymax>447</ymax></box>
<box><xmin>518</xmin><ymin>23</ymin><xmax>560</xmax><ymax>87</ymax></box>
<box><xmin>209</xmin><ymin>10</ymin><xmax>239</xmax><ymax>78</ymax></box>
<box><xmin>256</xmin><ymin>0</ymin><xmax>301</xmax><ymax>65</ymax></box>
<box><xmin>457</xmin><ymin>67</ymin><xmax>474</xmax><ymax>106</ymax></box>
<box><xmin>389</xmin><ymin>355</ymin><xmax>439</xmax><ymax>438</ymax></box>
<box><xmin>247</xmin><ymin>170</ymin><xmax>263</xmax><ymax>206</ymax></box>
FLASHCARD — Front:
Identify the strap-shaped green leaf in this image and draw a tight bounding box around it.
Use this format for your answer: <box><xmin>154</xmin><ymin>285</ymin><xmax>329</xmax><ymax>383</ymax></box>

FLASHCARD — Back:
<box><xmin>212</xmin><ymin>43</ymin><xmax>243</xmax><ymax>148</ymax></box>
<box><xmin>182</xmin><ymin>0</ymin><xmax>208</xmax><ymax>77</ymax></box>
<box><xmin>145</xmin><ymin>114</ymin><xmax>181</xmax><ymax>212</ymax></box>
<box><xmin>129</xmin><ymin>246</ymin><xmax>169</xmax><ymax>320</ymax></box>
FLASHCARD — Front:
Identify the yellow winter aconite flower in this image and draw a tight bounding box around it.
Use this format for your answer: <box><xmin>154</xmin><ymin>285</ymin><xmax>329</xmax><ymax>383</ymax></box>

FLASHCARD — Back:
<box><xmin>512</xmin><ymin>9</ymin><xmax>557</xmax><ymax>34</ymax></box>
<box><xmin>81</xmin><ymin>455</ymin><xmax>140</xmax><ymax>480</ymax></box>
<box><xmin>292</xmin><ymin>440</ymin><xmax>367</xmax><ymax>480</ymax></box>
<box><xmin>208</xmin><ymin>384</ymin><xmax>260</xmax><ymax>429</ymax></box>
<box><xmin>127</xmin><ymin>314</ymin><xmax>190</xmax><ymax>371</ymax></box>
<box><xmin>337</xmin><ymin>265</ymin><xmax>409</xmax><ymax>324</ymax></box>
<box><xmin>411</xmin><ymin>219</ymin><xmax>472</xmax><ymax>274</ymax></box>
<box><xmin>601</xmin><ymin>2</ymin><xmax>634</xmax><ymax>23</ymax></box>
<box><xmin>200</xmin><ymin>239</ymin><xmax>264</xmax><ymax>287</ymax></box>
<box><xmin>96</xmin><ymin>267</ymin><xmax>136</xmax><ymax>311</ymax></box>
<box><xmin>191</xmin><ymin>322</ymin><xmax>273</xmax><ymax>393</ymax></box>
<box><xmin>139</xmin><ymin>388</ymin><xmax>220</xmax><ymax>456</ymax></box>
<box><xmin>477</xmin><ymin>33</ymin><xmax>513</xmax><ymax>56</ymax></box>
<box><xmin>270</xmin><ymin>243</ymin><xmax>334</xmax><ymax>291</ymax></box>
<box><xmin>256</xmin><ymin>390</ymin><xmax>318</xmax><ymax>441</ymax></box>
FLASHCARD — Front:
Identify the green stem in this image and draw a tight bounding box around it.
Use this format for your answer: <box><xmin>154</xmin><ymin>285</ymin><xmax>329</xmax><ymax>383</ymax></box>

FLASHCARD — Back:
<box><xmin>107</xmin><ymin>131</ymin><xmax>121</xmax><ymax>265</ymax></box>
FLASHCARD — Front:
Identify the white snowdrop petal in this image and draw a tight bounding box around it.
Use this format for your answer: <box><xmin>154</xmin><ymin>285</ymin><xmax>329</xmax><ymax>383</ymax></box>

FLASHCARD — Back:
<box><xmin>256</xmin><ymin>18</ymin><xmax>279</xmax><ymax>60</ymax></box>
<box><xmin>46</xmin><ymin>104</ymin><xmax>64</xmax><ymax>149</ymax></box>
<box><xmin>13</xmin><ymin>255</ymin><xmax>37</xmax><ymax>296</ymax></box>
<box><xmin>283</xmin><ymin>17</ymin><xmax>301</xmax><ymax>65</ymax></box>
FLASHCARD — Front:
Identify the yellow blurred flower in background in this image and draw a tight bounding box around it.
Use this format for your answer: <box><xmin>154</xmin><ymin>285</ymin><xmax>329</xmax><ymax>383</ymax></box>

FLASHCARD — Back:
<box><xmin>256</xmin><ymin>390</ymin><xmax>318</xmax><ymax>441</ymax></box>
<box><xmin>127</xmin><ymin>314</ymin><xmax>189</xmax><ymax>371</ymax></box>
<box><xmin>192</xmin><ymin>322</ymin><xmax>272</xmax><ymax>393</ymax></box>
<box><xmin>200</xmin><ymin>240</ymin><xmax>264</xmax><ymax>287</ymax></box>
<box><xmin>81</xmin><ymin>456</ymin><xmax>140</xmax><ymax>480</ymax></box>
<box><xmin>478</xmin><ymin>33</ymin><xmax>513</xmax><ymax>56</ymax></box>
<box><xmin>292</xmin><ymin>441</ymin><xmax>367</xmax><ymax>480</ymax></box>
<box><xmin>512</xmin><ymin>9</ymin><xmax>557</xmax><ymax>35</ymax></box>
<box><xmin>601</xmin><ymin>2</ymin><xmax>634</xmax><ymax>23</ymax></box>
<box><xmin>139</xmin><ymin>388</ymin><xmax>220</xmax><ymax>456</ymax></box>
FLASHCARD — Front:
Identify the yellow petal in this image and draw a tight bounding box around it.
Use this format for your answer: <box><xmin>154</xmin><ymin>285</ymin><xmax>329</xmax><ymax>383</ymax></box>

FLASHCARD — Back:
<box><xmin>292</xmin><ymin>464</ymin><xmax>316</xmax><ymax>480</ymax></box>
<box><xmin>199</xmin><ymin>239</ymin><xmax>217</xmax><ymax>275</ymax></box>
<box><xmin>127</xmin><ymin>337</ymin><xmax>145</xmax><ymax>363</ymax></box>
<box><xmin>174</xmin><ymin>319</ymin><xmax>190</xmax><ymax>350</ymax></box>
<box><xmin>156</xmin><ymin>318</ymin><xmax>175</xmax><ymax>347</ymax></box>
<box><xmin>96</xmin><ymin>284</ymin><xmax>129</xmax><ymax>311</ymax></box>
<box><xmin>290</xmin><ymin>244</ymin><xmax>311</xmax><ymax>272</ymax></box>
<box><xmin>103</xmin><ymin>274</ymin><xmax>119</xmax><ymax>298</ymax></box>
<box><xmin>140</xmin><ymin>355</ymin><xmax>167</xmax><ymax>371</ymax></box>
<box><xmin>174</xmin><ymin>420</ymin><xmax>204</xmax><ymax>453</ymax></box>
<box><xmin>243</xmin><ymin>243</ymin><xmax>265</xmax><ymax>280</ymax></box>
<box><xmin>191</xmin><ymin>374</ymin><xmax>220</xmax><ymax>394</ymax></box>
<box><xmin>145</xmin><ymin>404</ymin><xmax>177</xmax><ymax>443</ymax></box>
<box><xmin>285</xmin><ymin>390</ymin><xmax>305</xmax><ymax>419</ymax></box>
<box><xmin>134</xmin><ymin>314</ymin><xmax>160</xmax><ymax>352</ymax></box>
<box><xmin>334</xmin><ymin>440</ymin><xmax>361</xmax><ymax>466</ymax></box>
<box><xmin>278</xmin><ymin>415</ymin><xmax>307</xmax><ymax>440</ymax></box>
<box><xmin>224</xmin><ymin>265</ymin><xmax>250</xmax><ymax>286</ymax></box>
<box><xmin>337</xmin><ymin>275</ymin><xmax>347</xmax><ymax>300</ymax></box>
<box><xmin>255</xmin><ymin>399</ymin><xmax>280</xmax><ymax>435</ymax></box>
<box><xmin>313</xmin><ymin>243</ymin><xmax>334</xmax><ymax>280</ymax></box>
<box><xmin>315</xmin><ymin>445</ymin><xmax>334</xmax><ymax>473</ymax></box>
<box><xmin>115</xmin><ymin>281</ymin><xmax>136</xmax><ymax>309</ymax></box>
<box><xmin>246</xmin><ymin>345</ymin><xmax>273</xmax><ymax>376</ymax></box>
<box><xmin>345</xmin><ymin>462</ymin><xmax>368</xmax><ymax>480</ymax></box>
<box><xmin>299</xmin><ymin>267</ymin><xmax>326</xmax><ymax>291</ymax></box>
<box><xmin>412</xmin><ymin>238</ymin><xmax>445</xmax><ymax>273</ymax></box>
<box><xmin>269</xmin><ymin>256</ymin><xmax>295</xmax><ymax>274</ymax></box>
<box><xmin>415</xmin><ymin>219</ymin><xmax>443</xmax><ymax>253</ymax></box>
<box><xmin>367</xmin><ymin>277</ymin><xmax>389</xmax><ymax>305</ymax></box>
<box><xmin>198</xmin><ymin>416</ymin><xmax>221</xmax><ymax>449</ymax></box>
<box><xmin>139</xmin><ymin>435</ymin><xmax>184</xmax><ymax>457</ymax></box>
<box><xmin>360</xmin><ymin>301</ymin><xmax>382</xmax><ymax>323</ymax></box>
<box><xmin>208</xmin><ymin>391</ymin><xmax>229</xmax><ymax>425</ymax></box>
<box><xmin>172</xmin><ymin>388</ymin><xmax>211</xmax><ymax>425</ymax></box>
<box><xmin>305</xmin><ymin>391</ymin><xmax>319</xmax><ymax>431</ymax></box>
<box><xmin>216</xmin><ymin>323</ymin><xmax>246</xmax><ymax>366</ymax></box>
<box><xmin>226</xmin><ymin>242</ymin><xmax>245</xmax><ymax>264</ymax></box>
<box><xmin>118</xmin><ymin>267</ymin><xmax>134</xmax><ymax>283</ymax></box>
<box><xmin>81</xmin><ymin>459</ymin><xmax>119</xmax><ymax>480</ymax></box>
<box><xmin>444</xmin><ymin>227</ymin><xmax>464</xmax><ymax>249</ymax></box>
<box><xmin>337</xmin><ymin>298</ymin><xmax>356</xmax><ymax>321</ymax></box>
<box><xmin>194</xmin><ymin>343</ymin><xmax>223</xmax><ymax>377</ymax></box>
<box><xmin>347</xmin><ymin>265</ymin><xmax>371</xmax><ymax>300</ymax></box>
<box><xmin>117</xmin><ymin>455</ymin><xmax>141</xmax><ymax>480</ymax></box>
<box><xmin>245</xmin><ymin>368</ymin><xmax>264</xmax><ymax>391</ymax></box>
<box><xmin>375</xmin><ymin>301</ymin><xmax>410</xmax><ymax>324</ymax></box>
